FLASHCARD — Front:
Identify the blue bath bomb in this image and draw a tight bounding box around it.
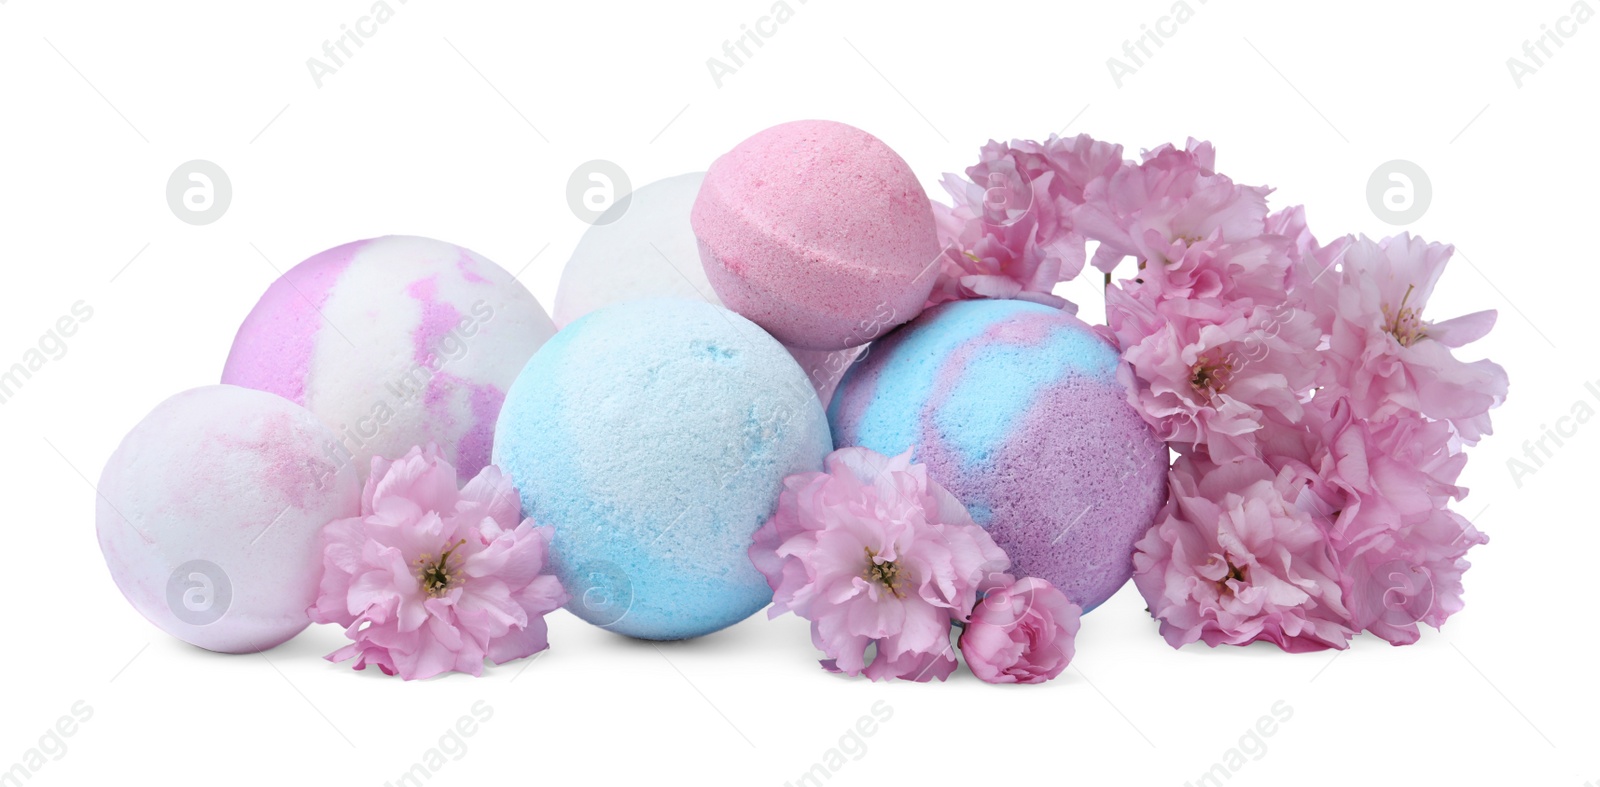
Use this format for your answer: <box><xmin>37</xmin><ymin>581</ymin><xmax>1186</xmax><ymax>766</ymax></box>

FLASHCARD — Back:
<box><xmin>493</xmin><ymin>298</ymin><xmax>831</xmax><ymax>640</ymax></box>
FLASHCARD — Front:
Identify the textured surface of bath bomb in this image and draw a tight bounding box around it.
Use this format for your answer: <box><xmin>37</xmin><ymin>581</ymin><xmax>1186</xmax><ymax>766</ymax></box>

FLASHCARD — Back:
<box><xmin>223</xmin><ymin>235</ymin><xmax>554</xmax><ymax>482</ymax></box>
<box><xmin>554</xmin><ymin>171</ymin><xmax>859</xmax><ymax>403</ymax></box>
<box><xmin>554</xmin><ymin>172</ymin><xmax>711</xmax><ymax>327</ymax></box>
<box><xmin>494</xmin><ymin>298</ymin><xmax>832</xmax><ymax>640</ymax></box>
<box><xmin>788</xmin><ymin>344</ymin><xmax>865</xmax><ymax>408</ymax></box>
<box><xmin>692</xmin><ymin>119</ymin><xmax>940</xmax><ymax>351</ymax></box>
<box><xmin>828</xmin><ymin>299</ymin><xmax>1168</xmax><ymax>611</ymax></box>
<box><xmin>96</xmin><ymin>385</ymin><xmax>360</xmax><ymax>653</ymax></box>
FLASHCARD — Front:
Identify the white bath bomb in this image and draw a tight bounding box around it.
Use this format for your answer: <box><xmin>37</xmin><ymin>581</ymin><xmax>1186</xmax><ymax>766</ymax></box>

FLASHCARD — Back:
<box><xmin>555</xmin><ymin>172</ymin><xmax>711</xmax><ymax>326</ymax></box>
<box><xmin>553</xmin><ymin>172</ymin><xmax>856</xmax><ymax>401</ymax></box>
<box><xmin>96</xmin><ymin>385</ymin><xmax>360</xmax><ymax>653</ymax></box>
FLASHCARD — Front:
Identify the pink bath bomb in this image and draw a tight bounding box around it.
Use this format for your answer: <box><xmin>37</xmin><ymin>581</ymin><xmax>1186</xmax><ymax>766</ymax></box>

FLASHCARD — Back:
<box><xmin>691</xmin><ymin>120</ymin><xmax>941</xmax><ymax>351</ymax></box>
<box><xmin>96</xmin><ymin>385</ymin><xmax>360</xmax><ymax>653</ymax></box>
<box><xmin>222</xmin><ymin>235</ymin><xmax>555</xmax><ymax>482</ymax></box>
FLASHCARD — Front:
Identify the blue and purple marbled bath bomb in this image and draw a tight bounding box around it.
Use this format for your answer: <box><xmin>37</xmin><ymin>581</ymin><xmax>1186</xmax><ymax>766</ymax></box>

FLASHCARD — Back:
<box><xmin>493</xmin><ymin>298</ymin><xmax>832</xmax><ymax>640</ymax></box>
<box><xmin>829</xmin><ymin>299</ymin><xmax>1168</xmax><ymax>611</ymax></box>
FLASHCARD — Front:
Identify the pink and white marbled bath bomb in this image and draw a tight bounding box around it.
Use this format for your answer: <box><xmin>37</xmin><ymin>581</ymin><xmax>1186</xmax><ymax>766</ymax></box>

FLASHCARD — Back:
<box><xmin>96</xmin><ymin>385</ymin><xmax>360</xmax><ymax>653</ymax></box>
<box><xmin>691</xmin><ymin>120</ymin><xmax>941</xmax><ymax>351</ymax></box>
<box><xmin>222</xmin><ymin>235</ymin><xmax>555</xmax><ymax>482</ymax></box>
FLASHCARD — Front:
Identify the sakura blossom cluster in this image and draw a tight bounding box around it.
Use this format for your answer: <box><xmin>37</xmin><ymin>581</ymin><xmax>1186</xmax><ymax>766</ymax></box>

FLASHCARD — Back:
<box><xmin>934</xmin><ymin>136</ymin><xmax>1507</xmax><ymax>651</ymax></box>
<box><xmin>308</xmin><ymin>444</ymin><xmax>568</xmax><ymax>680</ymax></box>
<box><xmin>749</xmin><ymin>447</ymin><xmax>1082</xmax><ymax>683</ymax></box>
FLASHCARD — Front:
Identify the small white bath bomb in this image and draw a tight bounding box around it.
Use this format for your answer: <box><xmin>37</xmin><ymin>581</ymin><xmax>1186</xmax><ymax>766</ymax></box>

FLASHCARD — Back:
<box><xmin>96</xmin><ymin>385</ymin><xmax>360</xmax><ymax>653</ymax></box>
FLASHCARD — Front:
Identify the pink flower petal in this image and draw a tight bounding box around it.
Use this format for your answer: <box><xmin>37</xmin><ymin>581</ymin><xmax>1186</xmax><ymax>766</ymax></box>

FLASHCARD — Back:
<box><xmin>309</xmin><ymin>446</ymin><xmax>567</xmax><ymax>680</ymax></box>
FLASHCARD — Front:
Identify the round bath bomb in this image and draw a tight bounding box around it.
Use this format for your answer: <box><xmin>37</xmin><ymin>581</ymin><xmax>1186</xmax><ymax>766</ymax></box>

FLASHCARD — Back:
<box><xmin>788</xmin><ymin>344</ymin><xmax>865</xmax><ymax>408</ymax></box>
<box><xmin>555</xmin><ymin>172</ymin><xmax>859</xmax><ymax>403</ymax></box>
<box><xmin>692</xmin><ymin>119</ymin><xmax>941</xmax><ymax>351</ymax></box>
<box><xmin>554</xmin><ymin>172</ymin><xmax>712</xmax><ymax>327</ymax></box>
<box><xmin>493</xmin><ymin>298</ymin><xmax>832</xmax><ymax>640</ymax></box>
<box><xmin>96</xmin><ymin>385</ymin><xmax>360</xmax><ymax>653</ymax></box>
<box><xmin>223</xmin><ymin>235</ymin><xmax>555</xmax><ymax>482</ymax></box>
<box><xmin>828</xmin><ymin>299</ymin><xmax>1168</xmax><ymax>612</ymax></box>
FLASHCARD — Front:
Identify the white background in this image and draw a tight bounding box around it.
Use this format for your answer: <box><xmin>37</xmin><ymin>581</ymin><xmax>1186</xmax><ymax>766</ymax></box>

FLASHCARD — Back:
<box><xmin>2</xmin><ymin>1</ymin><xmax>1595</xmax><ymax>784</ymax></box>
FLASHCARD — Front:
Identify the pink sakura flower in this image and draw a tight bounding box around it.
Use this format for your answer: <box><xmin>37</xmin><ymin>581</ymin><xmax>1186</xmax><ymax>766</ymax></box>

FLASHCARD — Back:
<box><xmin>1296</xmin><ymin>398</ymin><xmax>1486</xmax><ymax>644</ymax></box>
<box><xmin>928</xmin><ymin>175</ymin><xmax>1083</xmax><ymax>311</ymax></box>
<box><xmin>827</xmin><ymin>631</ymin><xmax>960</xmax><ymax>683</ymax></box>
<box><xmin>1311</xmin><ymin>233</ymin><xmax>1508</xmax><ymax>444</ymax></box>
<box><xmin>1268</xmin><ymin>205</ymin><xmax>1352</xmax><ymax>294</ymax></box>
<box><xmin>968</xmin><ymin>134</ymin><xmax>1127</xmax><ymax>207</ymax></box>
<box><xmin>308</xmin><ymin>444</ymin><xmax>568</xmax><ymax>680</ymax></box>
<box><xmin>1061</xmin><ymin>136</ymin><xmax>1501</xmax><ymax>651</ymax></box>
<box><xmin>1336</xmin><ymin>507</ymin><xmax>1485</xmax><ymax>646</ymax></box>
<box><xmin>749</xmin><ymin>447</ymin><xmax>1010</xmax><ymax>682</ymax></box>
<box><xmin>1132</xmin><ymin>455</ymin><xmax>1355</xmax><ymax>652</ymax></box>
<box><xmin>1296</xmin><ymin>398</ymin><xmax>1468</xmax><ymax>539</ymax></box>
<box><xmin>1106</xmin><ymin>287</ymin><xmax>1322</xmax><ymax>462</ymax></box>
<box><xmin>1076</xmin><ymin>139</ymin><xmax>1287</xmax><ymax>305</ymax></box>
<box><xmin>893</xmin><ymin>133</ymin><xmax>1500</xmax><ymax>654</ymax></box>
<box><xmin>959</xmin><ymin>575</ymin><xmax>1082</xmax><ymax>684</ymax></box>
<box><xmin>928</xmin><ymin>134</ymin><xmax>1125</xmax><ymax>310</ymax></box>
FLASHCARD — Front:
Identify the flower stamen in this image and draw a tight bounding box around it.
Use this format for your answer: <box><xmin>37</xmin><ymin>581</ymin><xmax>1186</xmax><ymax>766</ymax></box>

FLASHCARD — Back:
<box><xmin>1189</xmin><ymin>348</ymin><xmax>1237</xmax><ymax>399</ymax></box>
<box><xmin>863</xmin><ymin>546</ymin><xmax>907</xmax><ymax>598</ymax></box>
<box><xmin>1224</xmin><ymin>559</ymin><xmax>1246</xmax><ymax>587</ymax></box>
<box><xmin>1208</xmin><ymin>554</ymin><xmax>1248</xmax><ymax>596</ymax></box>
<box><xmin>416</xmin><ymin>538</ymin><xmax>468</xmax><ymax>598</ymax></box>
<box><xmin>1382</xmin><ymin>284</ymin><xmax>1427</xmax><ymax>347</ymax></box>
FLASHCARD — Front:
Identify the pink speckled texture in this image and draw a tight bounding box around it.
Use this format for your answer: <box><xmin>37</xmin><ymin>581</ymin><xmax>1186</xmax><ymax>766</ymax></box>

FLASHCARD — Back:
<box><xmin>96</xmin><ymin>385</ymin><xmax>360</xmax><ymax>653</ymax></box>
<box><xmin>691</xmin><ymin>120</ymin><xmax>941</xmax><ymax>351</ymax></box>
